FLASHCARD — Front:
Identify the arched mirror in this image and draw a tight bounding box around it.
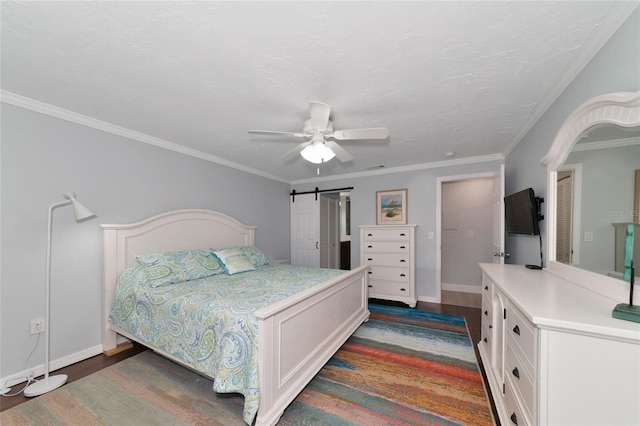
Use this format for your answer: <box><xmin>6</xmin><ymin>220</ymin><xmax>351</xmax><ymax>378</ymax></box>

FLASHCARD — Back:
<box><xmin>542</xmin><ymin>91</ymin><xmax>640</xmax><ymax>302</ymax></box>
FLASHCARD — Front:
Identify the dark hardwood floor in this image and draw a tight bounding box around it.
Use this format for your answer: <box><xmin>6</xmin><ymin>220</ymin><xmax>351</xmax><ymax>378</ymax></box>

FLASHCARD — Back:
<box><xmin>1</xmin><ymin>301</ymin><xmax>497</xmax><ymax>424</ymax></box>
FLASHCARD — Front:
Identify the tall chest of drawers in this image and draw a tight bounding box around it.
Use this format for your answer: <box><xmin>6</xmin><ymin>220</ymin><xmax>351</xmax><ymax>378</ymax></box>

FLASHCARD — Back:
<box><xmin>360</xmin><ymin>225</ymin><xmax>416</xmax><ymax>307</ymax></box>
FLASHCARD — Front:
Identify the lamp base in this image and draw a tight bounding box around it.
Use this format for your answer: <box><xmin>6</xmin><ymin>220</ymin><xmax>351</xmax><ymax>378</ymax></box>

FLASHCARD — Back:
<box><xmin>612</xmin><ymin>303</ymin><xmax>640</xmax><ymax>323</ymax></box>
<box><xmin>24</xmin><ymin>374</ymin><xmax>68</xmax><ymax>397</ymax></box>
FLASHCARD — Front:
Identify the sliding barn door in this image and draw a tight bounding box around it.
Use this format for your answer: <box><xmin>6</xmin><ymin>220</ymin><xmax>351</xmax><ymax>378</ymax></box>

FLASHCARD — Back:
<box><xmin>290</xmin><ymin>194</ymin><xmax>320</xmax><ymax>267</ymax></box>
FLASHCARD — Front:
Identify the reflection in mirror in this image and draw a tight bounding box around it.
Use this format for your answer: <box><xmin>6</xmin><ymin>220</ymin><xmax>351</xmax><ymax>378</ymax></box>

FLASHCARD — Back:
<box><xmin>557</xmin><ymin>124</ymin><xmax>640</xmax><ymax>280</ymax></box>
<box><xmin>542</xmin><ymin>90</ymin><xmax>640</xmax><ymax>302</ymax></box>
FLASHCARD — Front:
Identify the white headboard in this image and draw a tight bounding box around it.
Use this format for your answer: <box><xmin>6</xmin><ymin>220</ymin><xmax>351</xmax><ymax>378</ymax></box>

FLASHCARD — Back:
<box><xmin>101</xmin><ymin>209</ymin><xmax>256</xmax><ymax>351</ymax></box>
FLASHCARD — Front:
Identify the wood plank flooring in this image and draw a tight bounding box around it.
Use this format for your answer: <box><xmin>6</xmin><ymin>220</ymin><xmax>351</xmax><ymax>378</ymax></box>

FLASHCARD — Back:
<box><xmin>1</xmin><ymin>301</ymin><xmax>497</xmax><ymax>423</ymax></box>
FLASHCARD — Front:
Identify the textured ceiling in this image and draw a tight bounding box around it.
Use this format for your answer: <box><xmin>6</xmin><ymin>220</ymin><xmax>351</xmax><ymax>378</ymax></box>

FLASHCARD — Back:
<box><xmin>1</xmin><ymin>1</ymin><xmax>637</xmax><ymax>183</ymax></box>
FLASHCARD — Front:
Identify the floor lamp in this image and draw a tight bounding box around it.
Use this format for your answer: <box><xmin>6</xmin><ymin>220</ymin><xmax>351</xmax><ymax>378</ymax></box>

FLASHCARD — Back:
<box><xmin>24</xmin><ymin>192</ymin><xmax>96</xmax><ymax>397</ymax></box>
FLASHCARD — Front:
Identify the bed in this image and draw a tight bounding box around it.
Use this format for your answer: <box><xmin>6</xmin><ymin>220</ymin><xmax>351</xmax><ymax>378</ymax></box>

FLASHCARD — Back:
<box><xmin>101</xmin><ymin>209</ymin><xmax>370</xmax><ymax>426</ymax></box>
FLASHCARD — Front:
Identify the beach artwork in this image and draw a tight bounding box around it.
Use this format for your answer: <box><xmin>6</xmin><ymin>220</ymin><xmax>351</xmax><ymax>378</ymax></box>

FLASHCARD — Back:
<box><xmin>376</xmin><ymin>189</ymin><xmax>407</xmax><ymax>224</ymax></box>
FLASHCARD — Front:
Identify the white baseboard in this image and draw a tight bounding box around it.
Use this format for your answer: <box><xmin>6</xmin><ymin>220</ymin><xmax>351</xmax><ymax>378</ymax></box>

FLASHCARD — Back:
<box><xmin>0</xmin><ymin>344</ymin><xmax>103</xmax><ymax>387</ymax></box>
<box><xmin>442</xmin><ymin>282</ymin><xmax>482</xmax><ymax>294</ymax></box>
<box><xmin>418</xmin><ymin>295</ymin><xmax>441</xmax><ymax>303</ymax></box>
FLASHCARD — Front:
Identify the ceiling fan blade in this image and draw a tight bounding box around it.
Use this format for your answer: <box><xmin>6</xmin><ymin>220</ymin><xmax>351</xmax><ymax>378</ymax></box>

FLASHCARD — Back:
<box><xmin>331</xmin><ymin>127</ymin><xmax>389</xmax><ymax>140</ymax></box>
<box><xmin>326</xmin><ymin>141</ymin><xmax>353</xmax><ymax>162</ymax></box>
<box><xmin>280</xmin><ymin>141</ymin><xmax>310</xmax><ymax>160</ymax></box>
<box><xmin>309</xmin><ymin>101</ymin><xmax>331</xmax><ymax>131</ymax></box>
<box><xmin>249</xmin><ymin>130</ymin><xmax>305</xmax><ymax>138</ymax></box>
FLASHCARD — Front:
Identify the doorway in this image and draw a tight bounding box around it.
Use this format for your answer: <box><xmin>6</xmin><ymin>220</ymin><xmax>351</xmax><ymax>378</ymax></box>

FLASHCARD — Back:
<box><xmin>291</xmin><ymin>191</ymin><xmax>351</xmax><ymax>270</ymax></box>
<box><xmin>436</xmin><ymin>170</ymin><xmax>503</xmax><ymax>307</ymax></box>
<box><xmin>557</xmin><ymin>163</ymin><xmax>582</xmax><ymax>265</ymax></box>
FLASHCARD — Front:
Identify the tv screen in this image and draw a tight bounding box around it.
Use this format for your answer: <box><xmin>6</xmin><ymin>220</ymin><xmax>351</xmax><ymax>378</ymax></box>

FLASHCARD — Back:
<box><xmin>504</xmin><ymin>188</ymin><xmax>540</xmax><ymax>235</ymax></box>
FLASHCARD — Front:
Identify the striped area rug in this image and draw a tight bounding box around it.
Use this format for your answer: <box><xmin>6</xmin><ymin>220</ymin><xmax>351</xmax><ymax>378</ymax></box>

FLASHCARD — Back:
<box><xmin>1</xmin><ymin>304</ymin><xmax>492</xmax><ymax>425</ymax></box>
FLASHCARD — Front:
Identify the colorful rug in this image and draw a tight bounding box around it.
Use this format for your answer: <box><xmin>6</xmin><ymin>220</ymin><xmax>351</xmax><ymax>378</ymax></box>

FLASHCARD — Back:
<box><xmin>1</xmin><ymin>304</ymin><xmax>493</xmax><ymax>425</ymax></box>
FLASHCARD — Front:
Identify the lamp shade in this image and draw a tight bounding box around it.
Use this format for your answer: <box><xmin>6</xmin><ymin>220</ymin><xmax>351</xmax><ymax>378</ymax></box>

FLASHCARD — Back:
<box><xmin>300</xmin><ymin>141</ymin><xmax>336</xmax><ymax>164</ymax></box>
<box><xmin>64</xmin><ymin>193</ymin><xmax>96</xmax><ymax>221</ymax></box>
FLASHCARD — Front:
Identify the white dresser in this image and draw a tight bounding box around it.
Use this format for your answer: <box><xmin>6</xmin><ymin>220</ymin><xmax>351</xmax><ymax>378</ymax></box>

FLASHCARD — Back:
<box><xmin>479</xmin><ymin>263</ymin><xmax>640</xmax><ymax>426</ymax></box>
<box><xmin>360</xmin><ymin>225</ymin><xmax>416</xmax><ymax>307</ymax></box>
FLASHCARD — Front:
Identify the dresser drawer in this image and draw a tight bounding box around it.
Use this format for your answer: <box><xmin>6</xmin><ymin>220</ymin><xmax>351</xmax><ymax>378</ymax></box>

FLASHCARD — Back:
<box><xmin>482</xmin><ymin>297</ymin><xmax>492</xmax><ymax>329</ymax></box>
<box><xmin>506</xmin><ymin>304</ymin><xmax>535</xmax><ymax>372</ymax></box>
<box><xmin>368</xmin><ymin>279</ymin><xmax>412</xmax><ymax>297</ymax></box>
<box><xmin>362</xmin><ymin>228</ymin><xmax>411</xmax><ymax>241</ymax></box>
<box><xmin>367</xmin><ymin>266</ymin><xmax>410</xmax><ymax>283</ymax></box>
<box><xmin>504</xmin><ymin>375</ymin><xmax>532</xmax><ymax>426</ymax></box>
<box><xmin>482</xmin><ymin>275</ymin><xmax>493</xmax><ymax>298</ymax></box>
<box><xmin>363</xmin><ymin>252</ymin><xmax>410</xmax><ymax>267</ymax></box>
<box><xmin>505</xmin><ymin>340</ymin><xmax>535</xmax><ymax>420</ymax></box>
<box><xmin>363</xmin><ymin>241</ymin><xmax>410</xmax><ymax>253</ymax></box>
<box><xmin>481</xmin><ymin>323</ymin><xmax>491</xmax><ymax>348</ymax></box>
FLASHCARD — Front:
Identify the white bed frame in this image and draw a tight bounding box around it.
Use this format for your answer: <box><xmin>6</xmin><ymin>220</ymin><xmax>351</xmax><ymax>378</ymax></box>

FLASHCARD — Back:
<box><xmin>102</xmin><ymin>209</ymin><xmax>370</xmax><ymax>426</ymax></box>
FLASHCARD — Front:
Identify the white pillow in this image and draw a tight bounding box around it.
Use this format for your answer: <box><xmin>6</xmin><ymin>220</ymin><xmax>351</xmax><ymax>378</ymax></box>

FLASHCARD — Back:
<box><xmin>211</xmin><ymin>248</ymin><xmax>256</xmax><ymax>275</ymax></box>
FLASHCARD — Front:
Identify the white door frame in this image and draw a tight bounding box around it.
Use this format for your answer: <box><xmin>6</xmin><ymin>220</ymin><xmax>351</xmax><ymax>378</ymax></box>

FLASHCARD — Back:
<box><xmin>435</xmin><ymin>171</ymin><xmax>501</xmax><ymax>303</ymax></box>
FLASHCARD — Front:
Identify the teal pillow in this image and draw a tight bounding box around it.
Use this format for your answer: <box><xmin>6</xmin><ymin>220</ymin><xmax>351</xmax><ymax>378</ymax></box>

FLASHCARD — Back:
<box><xmin>211</xmin><ymin>248</ymin><xmax>256</xmax><ymax>275</ymax></box>
<box><xmin>136</xmin><ymin>248</ymin><xmax>224</xmax><ymax>287</ymax></box>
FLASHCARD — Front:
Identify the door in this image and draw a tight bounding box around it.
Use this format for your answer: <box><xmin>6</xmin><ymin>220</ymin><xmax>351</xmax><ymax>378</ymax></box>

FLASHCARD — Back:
<box><xmin>492</xmin><ymin>164</ymin><xmax>506</xmax><ymax>264</ymax></box>
<box><xmin>556</xmin><ymin>170</ymin><xmax>574</xmax><ymax>263</ymax></box>
<box><xmin>290</xmin><ymin>194</ymin><xmax>320</xmax><ymax>267</ymax></box>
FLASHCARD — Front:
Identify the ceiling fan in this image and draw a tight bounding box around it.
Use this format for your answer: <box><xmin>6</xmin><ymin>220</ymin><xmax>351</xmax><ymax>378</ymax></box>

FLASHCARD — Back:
<box><xmin>249</xmin><ymin>101</ymin><xmax>389</xmax><ymax>164</ymax></box>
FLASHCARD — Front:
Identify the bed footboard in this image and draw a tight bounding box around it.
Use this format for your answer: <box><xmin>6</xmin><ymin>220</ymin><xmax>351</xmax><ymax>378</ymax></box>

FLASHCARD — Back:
<box><xmin>254</xmin><ymin>265</ymin><xmax>370</xmax><ymax>426</ymax></box>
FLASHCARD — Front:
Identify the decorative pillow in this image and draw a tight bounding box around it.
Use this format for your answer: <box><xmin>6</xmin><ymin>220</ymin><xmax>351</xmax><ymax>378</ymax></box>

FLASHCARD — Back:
<box><xmin>135</xmin><ymin>248</ymin><xmax>224</xmax><ymax>287</ymax></box>
<box><xmin>211</xmin><ymin>248</ymin><xmax>256</xmax><ymax>275</ymax></box>
<box><xmin>214</xmin><ymin>245</ymin><xmax>271</xmax><ymax>267</ymax></box>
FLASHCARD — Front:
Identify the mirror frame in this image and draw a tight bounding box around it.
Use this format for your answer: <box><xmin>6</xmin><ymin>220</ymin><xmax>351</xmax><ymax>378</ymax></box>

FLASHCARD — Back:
<box><xmin>542</xmin><ymin>90</ymin><xmax>640</xmax><ymax>302</ymax></box>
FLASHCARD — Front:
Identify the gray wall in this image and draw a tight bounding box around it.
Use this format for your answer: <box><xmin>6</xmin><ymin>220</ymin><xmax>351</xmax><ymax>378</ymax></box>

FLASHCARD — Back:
<box><xmin>292</xmin><ymin>159</ymin><xmax>503</xmax><ymax>301</ymax></box>
<box><xmin>565</xmin><ymin>144</ymin><xmax>640</xmax><ymax>273</ymax></box>
<box><xmin>505</xmin><ymin>8</ymin><xmax>640</xmax><ymax>266</ymax></box>
<box><xmin>1</xmin><ymin>105</ymin><xmax>290</xmax><ymax>378</ymax></box>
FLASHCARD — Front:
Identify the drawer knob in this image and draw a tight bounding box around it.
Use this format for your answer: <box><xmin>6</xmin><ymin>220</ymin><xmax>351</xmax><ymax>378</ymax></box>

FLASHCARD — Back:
<box><xmin>368</xmin><ymin>271</ymin><xmax>373</xmax><ymax>274</ymax></box>
<box><xmin>367</xmin><ymin>258</ymin><xmax>373</xmax><ymax>261</ymax></box>
<box><xmin>512</xmin><ymin>325</ymin><xmax>520</xmax><ymax>335</ymax></box>
<box><xmin>510</xmin><ymin>413</ymin><xmax>518</xmax><ymax>425</ymax></box>
<box><xmin>400</xmin><ymin>245</ymin><xmax>406</xmax><ymax>249</ymax></box>
<box><xmin>484</xmin><ymin>310</ymin><xmax>488</xmax><ymax>316</ymax></box>
<box><xmin>483</xmin><ymin>337</ymin><xmax>488</xmax><ymax>343</ymax></box>
<box><xmin>400</xmin><ymin>273</ymin><xmax>406</xmax><ymax>277</ymax></box>
<box><xmin>484</xmin><ymin>285</ymin><xmax>489</xmax><ymax>290</ymax></box>
<box><xmin>400</xmin><ymin>259</ymin><xmax>406</xmax><ymax>263</ymax></box>
<box><xmin>512</xmin><ymin>367</ymin><xmax>520</xmax><ymax>379</ymax></box>
<box><xmin>400</xmin><ymin>288</ymin><xmax>406</xmax><ymax>292</ymax></box>
<box><xmin>368</xmin><ymin>245</ymin><xmax>373</xmax><ymax>248</ymax></box>
<box><xmin>400</xmin><ymin>233</ymin><xmax>406</xmax><ymax>236</ymax></box>
<box><xmin>367</xmin><ymin>284</ymin><xmax>372</xmax><ymax>288</ymax></box>
<box><xmin>489</xmin><ymin>324</ymin><xmax>493</xmax><ymax>329</ymax></box>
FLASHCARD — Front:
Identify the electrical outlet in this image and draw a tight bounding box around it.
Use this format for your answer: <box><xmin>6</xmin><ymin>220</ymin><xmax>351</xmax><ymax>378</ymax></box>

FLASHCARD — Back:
<box><xmin>30</xmin><ymin>317</ymin><xmax>45</xmax><ymax>335</ymax></box>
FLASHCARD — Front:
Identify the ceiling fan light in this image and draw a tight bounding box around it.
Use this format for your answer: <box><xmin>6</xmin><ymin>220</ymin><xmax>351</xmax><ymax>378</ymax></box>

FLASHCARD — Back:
<box><xmin>300</xmin><ymin>142</ymin><xmax>335</xmax><ymax>164</ymax></box>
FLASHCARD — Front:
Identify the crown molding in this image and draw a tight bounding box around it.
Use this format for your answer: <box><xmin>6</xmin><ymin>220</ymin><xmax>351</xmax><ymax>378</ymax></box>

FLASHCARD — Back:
<box><xmin>572</xmin><ymin>136</ymin><xmax>640</xmax><ymax>152</ymax></box>
<box><xmin>0</xmin><ymin>90</ymin><xmax>290</xmax><ymax>184</ymax></box>
<box><xmin>291</xmin><ymin>153</ymin><xmax>504</xmax><ymax>185</ymax></box>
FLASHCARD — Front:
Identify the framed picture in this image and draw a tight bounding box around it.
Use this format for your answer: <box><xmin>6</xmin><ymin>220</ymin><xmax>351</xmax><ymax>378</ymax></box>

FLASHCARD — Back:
<box><xmin>376</xmin><ymin>189</ymin><xmax>407</xmax><ymax>224</ymax></box>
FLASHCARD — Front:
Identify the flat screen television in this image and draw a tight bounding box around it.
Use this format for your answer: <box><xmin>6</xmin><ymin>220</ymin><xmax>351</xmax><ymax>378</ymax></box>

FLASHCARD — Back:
<box><xmin>504</xmin><ymin>188</ymin><xmax>540</xmax><ymax>235</ymax></box>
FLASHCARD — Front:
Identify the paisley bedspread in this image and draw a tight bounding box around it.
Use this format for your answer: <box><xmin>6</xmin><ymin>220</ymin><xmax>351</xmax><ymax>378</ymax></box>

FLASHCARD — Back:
<box><xmin>109</xmin><ymin>263</ymin><xmax>344</xmax><ymax>424</ymax></box>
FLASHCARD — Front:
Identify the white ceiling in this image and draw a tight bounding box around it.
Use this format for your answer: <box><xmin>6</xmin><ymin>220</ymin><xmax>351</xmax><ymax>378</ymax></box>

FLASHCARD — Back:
<box><xmin>1</xmin><ymin>1</ymin><xmax>637</xmax><ymax>183</ymax></box>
